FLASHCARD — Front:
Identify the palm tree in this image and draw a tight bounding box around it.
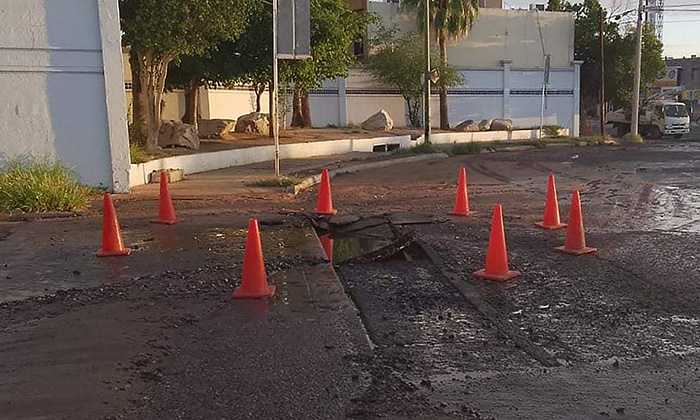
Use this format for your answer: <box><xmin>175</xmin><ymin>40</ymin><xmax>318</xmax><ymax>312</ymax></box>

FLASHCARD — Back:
<box><xmin>403</xmin><ymin>0</ymin><xmax>479</xmax><ymax>129</ymax></box>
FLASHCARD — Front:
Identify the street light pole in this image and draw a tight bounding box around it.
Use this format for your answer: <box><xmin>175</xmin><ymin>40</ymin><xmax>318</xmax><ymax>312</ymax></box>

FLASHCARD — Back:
<box><xmin>630</xmin><ymin>0</ymin><xmax>644</xmax><ymax>137</ymax></box>
<box><xmin>272</xmin><ymin>0</ymin><xmax>280</xmax><ymax>176</ymax></box>
<box><xmin>599</xmin><ymin>7</ymin><xmax>606</xmax><ymax>137</ymax></box>
<box><xmin>424</xmin><ymin>0</ymin><xmax>431</xmax><ymax>143</ymax></box>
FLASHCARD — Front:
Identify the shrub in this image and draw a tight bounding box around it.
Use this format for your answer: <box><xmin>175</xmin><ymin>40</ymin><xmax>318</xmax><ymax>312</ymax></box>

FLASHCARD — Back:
<box><xmin>393</xmin><ymin>142</ymin><xmax>439</xmax><ymax>155</ymax></box>
<box><xmin>449</xmin><ymin>142</ymin><xmax>482</xmax><ymax>155</ymax></box>
<box><xmin>622</xmin><ymin>133</ymin><xmax>643</xmax><ymax>144</ymax></box>
<box><xmin>130</xmin><ymin>144</ymin><xmax>150</xmax><ymax>164</ymax></box>
<box><xmin>542</xmin><ymin>125</ymin><xmax>564</xmax><ymax>138</ymax></box>
<box><xmin>0</xmin><ymin>158</ymin><xmax>97</xmax><ymax>213</ymax></box>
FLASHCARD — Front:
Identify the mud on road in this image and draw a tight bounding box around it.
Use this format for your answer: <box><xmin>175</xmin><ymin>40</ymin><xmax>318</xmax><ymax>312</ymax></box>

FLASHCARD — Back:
<box><xmin>3</xmin><ymin>140</ymin><xmax>700</xmax><ymax>419</ymax></box>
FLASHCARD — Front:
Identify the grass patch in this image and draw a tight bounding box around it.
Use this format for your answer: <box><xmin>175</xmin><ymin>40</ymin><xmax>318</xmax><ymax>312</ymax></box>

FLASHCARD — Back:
<box><xmin>393</xmin><ymin>142</ymin><xmax>440</xmax><ymax>155</ymax></box>
<box><xmin>622</xmin><ymin>133</ymin><xmax>643</xmax><ymax>144</ymax></box>
<box><xmin>542</xmin><ymin>125</ymin><xmax>565</xmax><ymax>138</ymax></box>
<box><xmin>247</xmin><ymin>176</ymin><xmax>304</xmax><ymax>188</ymax></box>
<box><xmin>130</xmin><ymin>144</ymin><xmax>150</xmax><ymax>164</ymax></box>
<box><xmin>448</xmin><ymin>142</ymin><xmax>482</xmax><ymax>155</ymax></box>
<box><xmin>0</xmin><ymin>158</ymin><xmax>98</xmax><ymax>213</ymax></box>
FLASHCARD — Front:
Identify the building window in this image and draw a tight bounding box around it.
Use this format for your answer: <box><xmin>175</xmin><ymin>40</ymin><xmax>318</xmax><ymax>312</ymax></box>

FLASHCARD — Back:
<box><xmin>692</xmin><ymin>68</ymin><xmax>699</xmax><ymax>81</ymax></box>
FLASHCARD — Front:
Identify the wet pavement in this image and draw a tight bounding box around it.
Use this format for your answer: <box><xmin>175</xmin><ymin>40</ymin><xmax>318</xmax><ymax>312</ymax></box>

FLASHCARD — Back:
<box><xmin>3</xmin><ymin>137</ymin><xmax>700</xmax><ymax>418</ymax></box>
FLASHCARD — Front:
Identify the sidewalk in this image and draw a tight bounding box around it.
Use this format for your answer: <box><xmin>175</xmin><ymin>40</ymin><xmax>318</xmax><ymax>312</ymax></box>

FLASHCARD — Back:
<box><xmin>129</xmin><ymin>151</ymin><xmax>431</xmax><ymax>198</ymax></box>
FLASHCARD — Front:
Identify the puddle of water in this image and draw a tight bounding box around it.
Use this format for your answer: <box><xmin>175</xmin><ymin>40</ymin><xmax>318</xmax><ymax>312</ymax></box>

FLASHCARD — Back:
<box><xmin>642</xmin><ymin>184</ymin><xmax>700</xmax><ymax>232</ymax></box>
<box><xmin>322</xmin><ymin>233</ymin><xmax>393</xmax><ymax>264</ymax></box>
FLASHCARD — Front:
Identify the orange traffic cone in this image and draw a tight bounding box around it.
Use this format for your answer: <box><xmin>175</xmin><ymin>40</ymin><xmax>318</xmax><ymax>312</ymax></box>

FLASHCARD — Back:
<box><xmin>96</xmin><ymin>193</ymin><xmax>131</xmax><ymax>257</ymax></box>
<box><xmin>233</xmin><ymin>218</ymin><xmax>276</xmax><ymax>299</ymax></box>
<box><xmin>151</xmin><ymin>171</ymin><xmax>180</xmax><ymax>225</ymax></box>
<box><xmin>474</xmin><ymin>204</ymin><xmax>521</xmax><ymax>281</ymax></box>
<box><xmin>319</xmin><ymin>234</ymin><xmax>334</xmax><ymax>262</ymax></box>
<box><xmin>535</xmin><ymin>175</ymin><xmax>566</xmax><ymax>229</ymax></box>
<box><xmin>316</xmin><ymin>168</ymin><xmax>338</xmax><ymax>216</ymax></box>
<box><xmin>450</xmin><ymin>167</ymin><xmax>472</xmax><ymax>216</ymax></box>
<box><xmin>556</xmin><ymin>190</ymin><xmax>597</xmax><ymax>255</ymax></box>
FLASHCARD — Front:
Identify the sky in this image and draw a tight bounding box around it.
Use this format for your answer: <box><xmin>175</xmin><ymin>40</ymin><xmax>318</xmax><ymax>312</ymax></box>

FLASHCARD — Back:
<box><xmin>504</xmin><ymin>0</ymin><xmax>700</xmax><ymax>58</ymax></box>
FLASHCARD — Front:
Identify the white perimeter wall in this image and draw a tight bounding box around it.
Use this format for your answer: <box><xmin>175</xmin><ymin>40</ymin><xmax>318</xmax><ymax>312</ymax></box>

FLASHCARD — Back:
<box><xmin>0</xmin><ymin>0</ymin><xmax>130</xmax><ymax>192</ymax></box>
<box><xmin>173</xmin><ymin>64</ymin><xmax>579</xmax><ymax>135</ymax></box>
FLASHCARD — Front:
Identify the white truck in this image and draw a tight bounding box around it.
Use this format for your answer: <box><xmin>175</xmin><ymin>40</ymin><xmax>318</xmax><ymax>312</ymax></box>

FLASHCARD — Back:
<box><xmin>606</xmin><ymin>99</ymin><xmax>691</xmax><ymax>139</ymax></box>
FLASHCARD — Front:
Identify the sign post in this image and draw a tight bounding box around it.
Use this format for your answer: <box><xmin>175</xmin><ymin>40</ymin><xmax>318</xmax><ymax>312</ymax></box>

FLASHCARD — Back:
<box><xmin>539</xmin><ymin>54</ymin><xmax>550</xmax><ymax>141</ymax></box>
<box><xmin>272</xmin><ymin>0</ymin><xmax>311</xmax><ymax>176</ymax></box>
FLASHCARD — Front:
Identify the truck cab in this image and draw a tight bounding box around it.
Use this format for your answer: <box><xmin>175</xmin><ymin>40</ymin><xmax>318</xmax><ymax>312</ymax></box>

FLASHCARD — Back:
<box><xmin>653</xmin><ymin>102</ymin><xmax>690</xmax><ymax>138</ymax></box>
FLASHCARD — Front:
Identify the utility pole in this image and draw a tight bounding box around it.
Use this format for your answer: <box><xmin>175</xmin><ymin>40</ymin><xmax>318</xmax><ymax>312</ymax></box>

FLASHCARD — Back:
<box><xmin>423</xmin><ymin>0</ymin><xmax>431</xmax><ymax>143</ymax></box>
<box><xmin>272</xmin><ymin>0</ymin><xmax>280</xmax><ymax>176</ymax></box>
<box><xmin>599</xmin><ymin>7</ymin><xmax>606</xmax><ymax>137</ymax></box>
<box><xmin>630</xmin><ymin>0</ymin><xmax>644</xmax><ymax>137</ymax></box>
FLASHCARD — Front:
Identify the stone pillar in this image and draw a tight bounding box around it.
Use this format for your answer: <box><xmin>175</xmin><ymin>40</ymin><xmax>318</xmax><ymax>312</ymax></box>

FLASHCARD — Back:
<box><xmin>501</xmin><ymin>60</ymin><xmax>512</xmax><ymax>119</ymax></box>
<box><xmin>337</xmin><ymin>76</ymin><xmax>348</xmax><ymax>126</ymax></box>
<box><xmin>572</xmin><ymin>60</ymin><xmax>583</xmax><ymax>137</ymax></box>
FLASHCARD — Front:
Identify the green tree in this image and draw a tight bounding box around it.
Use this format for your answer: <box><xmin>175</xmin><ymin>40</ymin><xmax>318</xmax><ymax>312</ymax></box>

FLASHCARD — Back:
<box><xmin>165</xmin><ymin>55</ymin><xmax>207</xmax><ymax>128</ymax></box>
<box><xmin>166</xmin><ymin>2</ymin><xmax>273</xmax><ymax>127</ymax></box>
<box><xmin>280</xmin><ymin>0</ymin><xmax>371</xmax><ymax>127</ymax></box>
<box><xmin>401</xmin><ymin>0</ymin><xmax>479</xmax><ymax>130</ymax></box>
<box><xmin>546</xmin><ymin>0</ymin><xmax>664</xmax><ymax>111</ymax></box>
<box><xmin>120</xmin><ymin>0</ymin><xmax>251</xmax><ymax>151</ymax></box>
<box><xmin>367</xmin><ymin>34</ymin><xmax>461</xmax><ymax>127</ymax></box>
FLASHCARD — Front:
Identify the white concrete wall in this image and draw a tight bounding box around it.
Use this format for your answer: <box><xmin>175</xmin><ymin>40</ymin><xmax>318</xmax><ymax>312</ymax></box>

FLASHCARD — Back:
<box><xmin>129</xmin><ymin>134</ymin><xmax>413</xmax><ymax>187</ymax></box>
<box><xmin>0</xmin><ymin>0</ymin><xmax>130</xmax><ymax>192</ymax></box>
<box><xmin>205</xmin><ymin>88</ymin><xmax>270</xmax><ymax>120</ymax></box>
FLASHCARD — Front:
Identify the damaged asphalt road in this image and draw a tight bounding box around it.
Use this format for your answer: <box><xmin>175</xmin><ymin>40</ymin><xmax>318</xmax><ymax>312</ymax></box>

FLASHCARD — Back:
<box><xmin>3</xmin><ymin>140</ymin><xmax>700</xmax><ymax>419</ymax></box>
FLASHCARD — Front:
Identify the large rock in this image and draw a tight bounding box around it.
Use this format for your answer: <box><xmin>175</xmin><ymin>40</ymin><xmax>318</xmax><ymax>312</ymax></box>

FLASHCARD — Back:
<box><xmin>234</xmin><ymin>112</ymin><xmax>269</xmax><ymax>136</ymax></box>
<box><xmin>490</xmin><ymin>118</ymin><xmax>514</xmax><ymax>131</ymax></box>
<box><xmin>198</xmin><ymin>119</ymin><xmax>236</xmax><ymax>139</ymax></box>
<box><xmin>158</xmin><ymin>121</ymin><xmax>200</xmax><ymax>150</ymax></box>
<box><xmin>361</xmin><ymin>110</ymin><xmax>394</xmax><ymax>131</ymax></box>
<box><xmin>454</xmin><ymin>119</ymin><xmax>480</xmax><ymax>132</ymax></box>
<box><xmin>478</xmin><ymin>119</ymin><xmax>494</xmax><ymax>131</ymax></box>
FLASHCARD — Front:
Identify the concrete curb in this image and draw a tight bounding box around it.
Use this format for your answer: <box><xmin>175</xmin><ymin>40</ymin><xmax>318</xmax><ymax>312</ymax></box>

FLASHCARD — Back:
<box><xmin>288</xmin><ymin>153</ymin><xmax>449</xmax><ymax>194</ymax></box>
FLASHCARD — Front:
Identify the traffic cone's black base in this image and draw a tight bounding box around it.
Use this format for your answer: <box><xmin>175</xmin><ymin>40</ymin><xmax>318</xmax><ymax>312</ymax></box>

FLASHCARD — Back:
<box><xmin>450</xmin><ymin>211</ymin><xmax>476</xmax><ymax>217</ymax></box>
<box><xmin>534</xmin><ymin>221</ymin><xmax>566</xmax><ymax>230</ymax></box>
<box><xmin>473</xmin><ymin>268</ymin><xmax>521</xmax><ymax>282</ymax></box>
<box><xmin>150</xmin><ymin>218</ymin><xmax>181</xmax><ymax>225</ymax></box>
<box><xmin>97</xmin><ymin>248</ymin><xmax>132</xmax><ymax>257</ymax></box>
<box><xmin>317</xmin><ymin>210</ymin><xmax>338</xmax><ymax>216</ymax></box>
<box><xmin>555</xmin><ymin>245</ymin><xmax>597</xmax><ymax>255</ymax></box>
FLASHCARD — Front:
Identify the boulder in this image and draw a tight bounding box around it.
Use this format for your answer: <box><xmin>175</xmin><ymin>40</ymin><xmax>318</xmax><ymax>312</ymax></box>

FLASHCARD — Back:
<box><xmin>198</xmin><ymin>119</ymin><xmax>236</xmax><ymax>139</ymax></box>
<box><xmin>478</xmin><ymin>119</ymin><xmax>494</xmax><ymax>131</ymax></box>
<box><xmin>454</xmin><ymin>119</ymin><xmax>480</xmax><ymax>132</ymax></box>
<box><xmin>361</xmin><ymin>110</ymin><xmax>394</xmax><ymax>131</ymax></box>
<box><xmin>158</xmin><ymin>121</ymin><xmax>200</xmax><ymax>150</ymax></box>
<box><xmin>234</xmin><ymin>112</ymin><xmax>269</xmax><ymax>136</ymax></box>
<box><xmin>490</xmin><ymin>118</ymin><xmax>514</xmax><ymax>131</ymax></box>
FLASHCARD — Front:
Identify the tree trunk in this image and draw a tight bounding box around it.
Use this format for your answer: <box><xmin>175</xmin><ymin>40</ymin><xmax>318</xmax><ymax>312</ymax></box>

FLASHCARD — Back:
<box><xmin>292</xmin><ymin>87</ymin><xmax>305</xmax><ymax>127</ymax></box>
<box><xmin>438</xmin><ymin>32</ymin><xmax>450</xmax><ymax>130</ymax></box>
<box><xmin>268</xmin><ymin>82</ymin><xmax>275</xmax><ymax>138</ymax></box>
<box><xmin>182</xmin><ymin>79</ymin><xmax>199</xmax><ymax>130</ymax></box>
<box><xmin>301</xmin><ymin>91</ymin><xmax>312</xmax><ymax>127</ymax></box>
<box><xmin>137</xmin><ymin>51</ymin><xmax>173</xmax><ymax>153</ymax></box>
<box><xmin>129</xmin><ymin>51</ymin><xmax>148</xmax><ymax>144</ymax></box>
<box><xmin>255</xmin><ymin>83</ymin><xmax>265</xmax><ymax>113</ymax></box>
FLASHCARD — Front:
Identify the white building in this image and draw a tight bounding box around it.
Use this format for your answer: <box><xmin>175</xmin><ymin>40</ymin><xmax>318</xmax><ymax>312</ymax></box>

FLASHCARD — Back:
<box><xmin>0</xmin><ymin>0</ymin><xmax>130</xmax><ymax>192</ymax></box>
<box><xmin>357</xmin><ymin>2</ymin><xmax>581</xmax><ymax>133</ymax></box>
